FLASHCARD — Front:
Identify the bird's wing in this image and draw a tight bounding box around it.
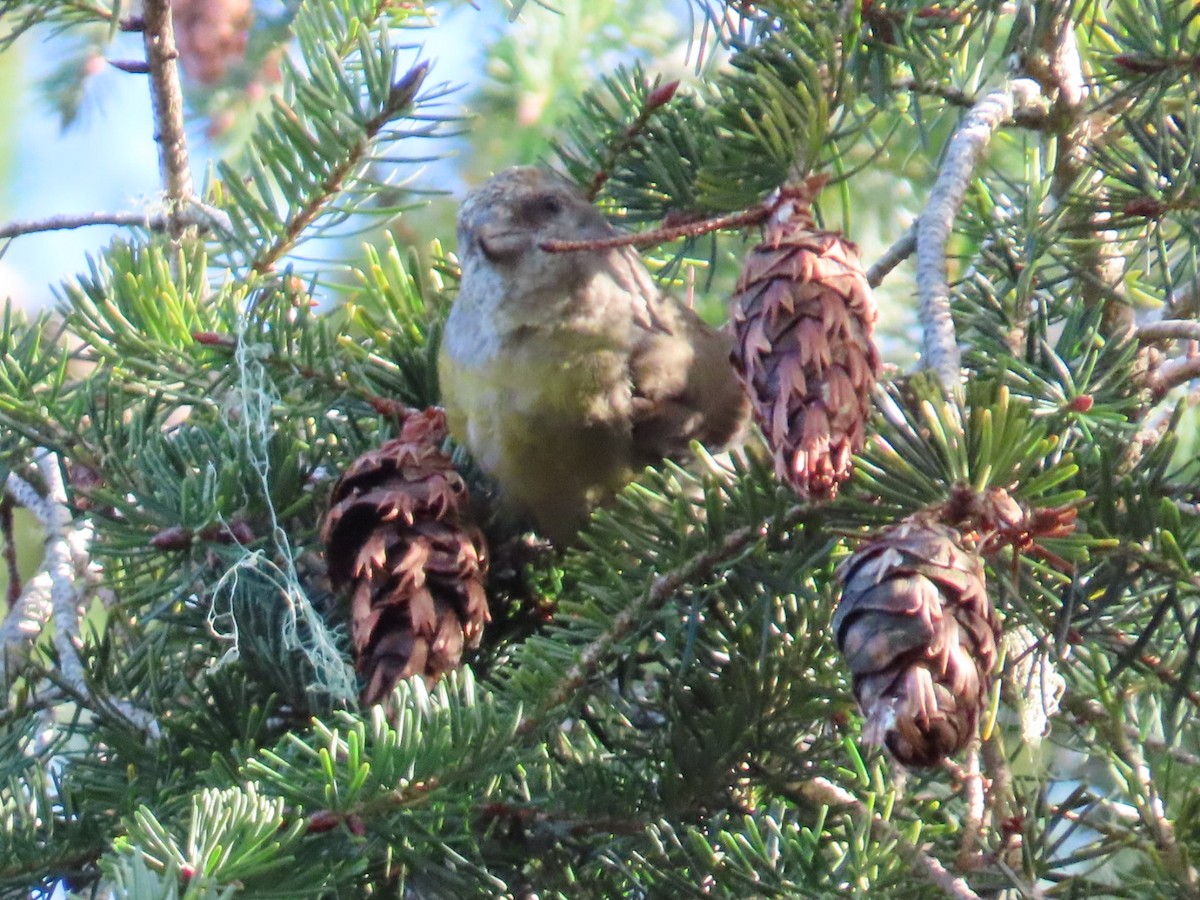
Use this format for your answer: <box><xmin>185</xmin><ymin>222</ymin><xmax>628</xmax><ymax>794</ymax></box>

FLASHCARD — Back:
<box><xmin>628</xmin><ymin>289</ymin><xmax>750</xmax><ymax>465</ymax></box>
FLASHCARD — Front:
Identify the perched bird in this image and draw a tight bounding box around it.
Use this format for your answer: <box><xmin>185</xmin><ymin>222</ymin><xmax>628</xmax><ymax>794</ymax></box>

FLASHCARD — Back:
<box><xmin>439</xmin><ymin>167</ymin><xmax>749</xmax><ymax>543</ymax></box>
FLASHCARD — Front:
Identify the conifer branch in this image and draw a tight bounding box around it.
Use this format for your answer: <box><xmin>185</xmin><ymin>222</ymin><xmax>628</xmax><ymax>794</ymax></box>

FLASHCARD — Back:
<box><xmin>1101</xmin><ymin>701</ymin><xmax>1200</xmax><ymax>897</ymax></box>
<box><xmin>1031</xmin><ymin>11</ymin><xmax>1129</xmax><ymax>335</ymax></box>
<box><xmin>799</xmin><ymin>777</ymin><xmax>983</xmax><ymax>900</ymax></box>
<box><xmin>1137</xmin><ymin>320</ymin><xmax>1200</xmax><ymax>343</ymax></box>
<box><xmin>0</xmin><ymin>452</ymin><xmax>159</xmax><ymax>734</ymax></box>
<box><xmin>867</xmin><ymin>223</ymin><xmax>916</xmax><ymax>288</ymax></box>
<box><xmin>916</xmin><ymin>79</ymin><xmax>1041</xmax><ymax>393</ymax></box>
<box><xmin>0</xmin><ymin>204</ymin><xmax>232</xmax><ymax>242</ymax></box>
<box><xmin>0</xmin><ymin>211</ymin><xmax>154</xmax><ymax>240</ymax></box>
<box><xmin>515</xmin><ymin>502</ymin><xmax>809</xmax><ymax>737</ymax></box>
<box><xmin>141</xmin><ymin>0</ymin><xmax>194</xmax><ymax>237</ymax></box>
<box><xmin>0</xmin><ymin>496</ymin><xmax>18</xmax><ymax>607</ymax></box>
<box><xmin>249</xmin><ymin>61</ymin><xmax>429</xmax><ymax>275</ymax></box>
<box><xmin>1150</xmin><ymin>356</ymin><xmax>1200</xmax><ymax>397</ymax></box>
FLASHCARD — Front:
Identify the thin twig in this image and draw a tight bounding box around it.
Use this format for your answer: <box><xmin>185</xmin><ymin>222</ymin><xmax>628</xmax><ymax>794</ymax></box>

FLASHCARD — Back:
<box><xmin>0</xmin><ymin>211</ymin><xmax>155</xmax><ymax>241</ymax></box>
<box><xmin>799</xmin><ymin>777</ymin><xmax>983</xmax><ymax>900</ymax></box>
<box><xmin>515</xmin><ymin>503</ymin><xmax>808</xmax><ymax>737</ymax></box>
<box><xmin>539</xmin><ymin>205</ymin><xmax>770</xmax><ymax>255</ymax></box>
<box><xmin>1033</xmin><ymin>10</ymin><xmax>1129</xmax><ymax>336</ymax></box>
<box><xmin>1137</xmin><ymin>320</ymin><xmax>1200</xmax><ymax>343</ymax></box>
<box><xmin>0</xmin><ymin>497</ymin><xmax>19</xmax><ymax>609</ymax></box>
<box><xmin>1065</xmin><ymin>695</ymin><xmax>1200</xmax><ymax>769</ymax></box>
<box><xmin>867</xmin><ymin>223</ymin><xmax>916</xmax><ymax>288</ymax></box>
<box><xmin>1150</xmin><ymin>356</ymin><xmax>1200</xmax><ymax>397</ymax></box>
<box><xmin>1104</xmin><ymin>698</ymin><xmax>1200</xmax><ymax>897</ymax></box>
<box><xmin>2</xmin><ymin>451</ymin><xmax>159</xmax><ymax>734</ymax></box>
<box><xmin>141</xmin><ymin>0</ymin><xmax>194</xmax><ymax>237</ymax></box>
<box><xmin>897</xmin><ymin>77</ymin><xmax>977</xmax><ymax>108</ymax></box>
<box><xmin>957</xmin><ymin>738</ymin><xmax>986</xmax><ymax>870</ymax></box>
<box><xmin>916</xmin><ymin>79</ymin><xmax>1042</xmax><ymax>393</ymax></box>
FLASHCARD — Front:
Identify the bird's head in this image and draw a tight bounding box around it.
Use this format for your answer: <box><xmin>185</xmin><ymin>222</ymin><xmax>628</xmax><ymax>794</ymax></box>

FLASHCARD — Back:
<box><xmin>456</xmin><ymin>167</ymin><xmax>617</xmax><ymax>297</ymax></box>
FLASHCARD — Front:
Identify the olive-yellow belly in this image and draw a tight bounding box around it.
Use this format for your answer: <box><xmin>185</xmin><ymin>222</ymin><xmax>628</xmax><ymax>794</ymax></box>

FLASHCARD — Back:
<box><xmin>439</xmin><ymin>336</ymin><xmax>634</xmax><ymax>543</ymax></box>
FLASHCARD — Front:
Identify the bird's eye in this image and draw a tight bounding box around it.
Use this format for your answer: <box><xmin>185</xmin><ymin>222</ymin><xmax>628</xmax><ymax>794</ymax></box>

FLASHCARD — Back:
<box><xmin>525</xmin><ymin>194</ymin><xmax>563</xmax><ymax>219</ymax></box>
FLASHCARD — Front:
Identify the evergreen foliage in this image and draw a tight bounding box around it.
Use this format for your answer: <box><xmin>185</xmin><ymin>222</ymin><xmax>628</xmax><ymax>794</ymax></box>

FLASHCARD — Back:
<box><xmin>1</xmin><ymin>0</ymin><xmax>1199</xmax><ymax>896</ymax></box>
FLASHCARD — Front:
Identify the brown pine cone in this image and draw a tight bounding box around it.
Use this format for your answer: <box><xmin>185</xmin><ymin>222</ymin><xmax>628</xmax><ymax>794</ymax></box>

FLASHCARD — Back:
<box><xmin>172</xmin><ymin>0</ymin><xmax>253</xmax><ymax>85</ymax></box>
<box><xmin>731</xmin><ymin>184</ymin><xmax>881</xmax><ymax>498</ymax></box>
<box><xmin>322</xmin><ymin>408</ymin><xmax>489</xmax><ymax>705</ymax></box>
<box><xmin>834</xmin><ymin>519</ymin><xmax>998</xmax><ymax>767</ymax></box>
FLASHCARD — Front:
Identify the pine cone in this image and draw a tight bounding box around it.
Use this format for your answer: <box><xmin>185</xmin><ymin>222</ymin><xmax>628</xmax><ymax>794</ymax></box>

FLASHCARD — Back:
<box><xmin>322</xmin><ymin>409</ymin><xmax>490</xmax><ymax>705</ymax></box>
<box><xmin>172</xmin><ymin>0</ymin><xmax>253</xmax><ymax>85</ymax></box>
<box><xmin>833</xmin><ymin>520</ymin><xmax>998</xmax><ymax>767</ymax></box>
<box><xmin>731</xmin><ymin>184</ymin><xmax>881</xmax><ymax>498</ymax></box>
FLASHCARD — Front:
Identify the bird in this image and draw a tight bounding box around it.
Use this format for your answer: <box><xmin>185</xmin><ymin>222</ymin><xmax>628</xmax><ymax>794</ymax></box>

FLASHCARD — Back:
<box><xmin>438</xmin><ymin>167</ymin><xmax>749</xmax><ymax>544</ymax></box>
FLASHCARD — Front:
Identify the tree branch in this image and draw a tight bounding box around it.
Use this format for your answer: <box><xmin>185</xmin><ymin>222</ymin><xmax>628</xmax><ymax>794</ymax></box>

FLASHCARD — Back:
<box><xmin>916</xmin><ymin>79</ymin><xmax>1041</xmax><ymax>394</ymax></box>
<box><xmin>1137</xmin><ymin>320</ymin><xmax>1200</xmax><ymax>343</ymax></box>
<box><xmin>1150</xmin><ymin>356</ymin><xmax>1200</xmax><ymax>397</ymax></box>
<box><xmin>0</xmin><ymin>211</ymin><xmax>155</xmax><ymax>241</ymax></box>
<box><xmin>1103</xmin><ymin>698</ymin><xmax>1200</xmax><ymax>897</ymax></box>
<box><xmin>868</xmin><ymin>223</ymin><xmax>916</xmax><ymax>288</ymax></box>
<box><xmin>515</xmin><ymin>502</ymin><xmax>809</xmax><ymax>737</ymax></box>
<box><xmin>799</xmin><ymin>777</ymin><xmax>983</xmax><ymax>900</ymax></box>
<box><xmin>141</xmin><ymin>0</ymin><xmax>193</xmax><ymax>236</ymax></box>
<box><xmin>0</xmin><ymin>452</ymin><xmax>158</xmax><ymax>734</ymax></box>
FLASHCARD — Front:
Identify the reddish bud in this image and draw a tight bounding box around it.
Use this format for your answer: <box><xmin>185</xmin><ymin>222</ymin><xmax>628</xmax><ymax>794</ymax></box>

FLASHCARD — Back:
<box><xmin>192</xmin><ymin>331</ymin><xmax>235</xmax><ymax>347</ymax></box>
<box><xmin>915</xmin><ymin>6</ymin><xmax>959</xmax><ymax>20</ymax></box>
<box><xmin>225</xmin><ymin>520</ymin><xmax>256</xmax><ymax>544</ymax></box>
<box><xmin>1067</xmin><ymin>394</ymin><xmax>1094</xmax><ymax>413</ymax></box>
<box><xmin>179</xmin><ymin>863</ymin><xmax>197</xmax><ymax>880</ymax></box>
<box><xmin>644</xmin><ymin>79</ymin><xmax>679</xmax><ymax>111</ymax></box>
<box><xmin>1113</xmin><ymin>54</ymin><xmax>1169</xmax><ymax>74</ymax></box>
<box><xmin>1124</xmin><ymin>197</ymin><xmax>1166</xmax><ymax>219</ymax></box>
<box><xmin>108</xmin><ymin>59</ymin><xmax>152</xmax><ymax>74</ymax></box>
<box><xmin>346</xmin><ymin>814</ymin><xmax>367</xmax><ymax>837</ymax></box>
<box><xmin>306</xmin><ymin>810</ymin><xmax>341</xmax><ymax>834</ymax></box>
<box><xmin>150</xmin><ymin>525</ymin><xmax>194</xmax><ymax>551</ymax></box>
<box><xmin>1001</xmin><ymin>815</ymin><xmax>1025</xmax><ymax>836</ymax></box>
<box><xmin>369</xmin><ymin>396</ymin><xmax>411</xmax><ymax>419</ymax></box>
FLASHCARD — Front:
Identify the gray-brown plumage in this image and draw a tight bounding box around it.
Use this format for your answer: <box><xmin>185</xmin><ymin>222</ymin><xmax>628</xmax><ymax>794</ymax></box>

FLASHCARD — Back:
<box><xmin>439</xmin><ymin>167</ymin><xmax>749</xmax><ymax>543</ymax></box>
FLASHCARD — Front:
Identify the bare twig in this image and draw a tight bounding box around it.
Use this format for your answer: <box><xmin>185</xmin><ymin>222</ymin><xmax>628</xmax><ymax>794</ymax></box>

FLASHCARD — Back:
<box><xmin>1031</xmin><ymin>10</ymin><xmax>1129</xmax><ymax>336</ymax></box>
<box><xmin>897</xmin><ymin>77</ymin><xmax>977</xmax><ymax>108</ymax></box>
<box><xmin>0</xmin><ymin>211</ymin><xmax>155</xmax><ymax>241</ymax></box>
<box><xmin>1104</xmin><ymin>699</ymin><xmax>1200</xmax><ymax>897</ymax></box>
<box><xmin>1</xmin><ymin>452</ymin><xmax>158</xmax><ymax>734</ymax></box>
<box><xmin>957</xmin><ymin>739</ymin><xmax>986</xmax><ymax>869</ymax></box>
<box><xmin>1</xmin><ymin>497</ymin><xmax>20</xmax><ymax>609</ymax></box>
<box><xmin>1150</xmin><ymin>356</ymin><xmax>1200</xmax><ymax>397</ymax></box>
<box><xmin>540</xmin><ymin>205</ymin><xmax>770</xmax><ymax>255</ymax></box>
<box><xmin>141</xmin><ymin>0</ymin><xmax>194</xmax><ymax>237</ymax></box>
<box><xmin>916</xmin><ymin>79</ymin><xmax>1042</xmax><ymax>393</ymax></box>
<box><xmin>799</xmin><ymin>777</ymin><xmax>983</xmax><ymax>900</ymax></box>
<box><xmin>1137</xmin><ymin>320</ymin><xmax>1200</xmax><ymax>344</ymax></box>
<box><xmin>867</xmin><ymin>223</ymin><xmax>916</xmax><ymax>288</ymax></box>
<box><xmin>515</xmin><ymin>502</ymin><xmax>808</xmax><ymax>737</ymax></box>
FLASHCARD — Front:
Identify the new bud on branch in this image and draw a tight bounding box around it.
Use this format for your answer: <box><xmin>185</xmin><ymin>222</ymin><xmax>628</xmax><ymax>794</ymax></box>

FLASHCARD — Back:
<box><xmin>730</xmin><ymin>182</ymin><xmax>881</xmax><ymax>499</ymax></box>
<box><xmin>322</xmin><ymin>408</ymin><xmax>490</xmax><ymax>705</ymax></box>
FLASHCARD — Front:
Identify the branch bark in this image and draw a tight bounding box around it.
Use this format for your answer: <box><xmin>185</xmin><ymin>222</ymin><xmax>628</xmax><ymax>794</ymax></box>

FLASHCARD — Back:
<box><xmin>141</xmin><ymin>0</ymin><xmax>194</xmax><ymax>237</ymax></box>
<box><xmin>916</xmin><ymin>79</ymin><xmax>1041</xmax><ymax>394</ymax></box>
<box><xmin>800</xmin><ymin>777</ymin><xmax>983</xmax><ymax>900</ymax></box>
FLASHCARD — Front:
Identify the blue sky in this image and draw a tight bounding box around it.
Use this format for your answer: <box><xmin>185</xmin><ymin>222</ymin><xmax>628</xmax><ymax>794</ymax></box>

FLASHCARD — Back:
<box><xmin>0</xmin><ymin>5</ymin><xmax>490</xmax><ymax>310</ymax></box>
